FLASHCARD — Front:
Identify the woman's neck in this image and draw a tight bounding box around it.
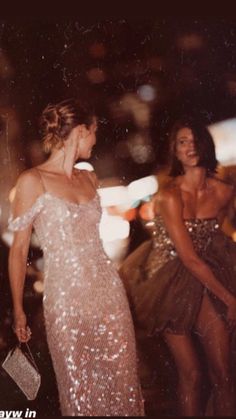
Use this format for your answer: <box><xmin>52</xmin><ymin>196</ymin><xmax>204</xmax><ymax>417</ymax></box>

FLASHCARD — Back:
<box><xmin>41</xmin><ymin>147</ymin><xmax>76</xmax><ymax>179</ymax></box>
<box><xmin>180</xmin><ymin>167</ymin><xmax>208</xmax><ymax>191</ymax></box>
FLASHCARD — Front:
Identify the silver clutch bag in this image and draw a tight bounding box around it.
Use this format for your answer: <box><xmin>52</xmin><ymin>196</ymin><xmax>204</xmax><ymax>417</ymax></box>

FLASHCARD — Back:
<box><xmin>2</xmin><ymin>343</ymin><xmax>41</xmax><ymax>400</ymax></box>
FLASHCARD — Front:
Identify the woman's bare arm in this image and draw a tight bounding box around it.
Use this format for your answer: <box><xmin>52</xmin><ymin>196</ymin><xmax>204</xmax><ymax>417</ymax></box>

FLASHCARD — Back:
<box><xmin>156</xmin><ymin>189</ymin><xmax>236</xmax><ymax>322</ymax></box>
<box><xmin>8</xmin><ymin>170</ymin><xmax>42</xmax><ymax>342</ymax></box>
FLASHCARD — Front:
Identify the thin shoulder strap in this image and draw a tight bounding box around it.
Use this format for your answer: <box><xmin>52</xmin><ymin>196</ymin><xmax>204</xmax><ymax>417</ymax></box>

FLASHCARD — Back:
<box><xmin>34</xmin><ymin>168</ymin><xmax>47</xmax><ymax>193</ymax></box>
<box><xmin>87</xmin><ymin>170</ymin><xmax>98</xmax><ymax>189</ymax></box>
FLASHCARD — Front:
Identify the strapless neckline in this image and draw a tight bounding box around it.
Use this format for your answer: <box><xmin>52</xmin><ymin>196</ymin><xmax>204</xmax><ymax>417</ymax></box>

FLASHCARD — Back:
<box><xmin>154</xmin><ymin>214</ymin><xmax>218</xmax><ymax>223</ymax></box>
<box><xmin>183</xmin><ymin>217</ymin><xmax>218</xmax><ymax>222</ymax></box>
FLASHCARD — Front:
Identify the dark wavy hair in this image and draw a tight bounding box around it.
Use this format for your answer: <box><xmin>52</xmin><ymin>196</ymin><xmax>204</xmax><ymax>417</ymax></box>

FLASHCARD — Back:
<box><xmin>39</xmin><ymin>98</ymin><xmax>95</xmax><ymax>153</ymax></box>
<box><xmin>168</xmin><ymin>117</ymin><xmax>218</xmax><ymax>177</ymax></box>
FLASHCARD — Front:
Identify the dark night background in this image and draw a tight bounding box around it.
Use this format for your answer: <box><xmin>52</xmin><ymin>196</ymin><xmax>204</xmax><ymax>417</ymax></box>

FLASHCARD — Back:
<box><xmin>2</xmin><ymin>18</ymin><xmax>236</xmax><ymax>173</ymax></box>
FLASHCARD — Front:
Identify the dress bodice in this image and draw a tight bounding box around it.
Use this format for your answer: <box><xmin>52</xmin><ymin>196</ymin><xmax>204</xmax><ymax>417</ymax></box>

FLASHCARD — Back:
<box><xmin>141</xmin><ymin>216</ymin><xmax>221</xmax><ymax>277</ymax></box>
<box><xmin>143</xmin><ymin>216</ymin><xmax>220</xmax><ymax>254</ymax></box>
<box><xmin>9</xmin><ymin>192</ymin><xmax>102</xmax><ymax>250</ymax></box>
<box><xmin>8</xmin><ymin>192</ymin><xmax>107</xmax><ymax>282</ymax></box>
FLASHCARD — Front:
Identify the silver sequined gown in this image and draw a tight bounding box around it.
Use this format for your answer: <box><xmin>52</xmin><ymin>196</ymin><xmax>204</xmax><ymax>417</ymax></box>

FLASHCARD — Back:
<box><xmin>9</xmin><ymin>192</ymin><xmax>144</xmax><ymax>417</ymax></box>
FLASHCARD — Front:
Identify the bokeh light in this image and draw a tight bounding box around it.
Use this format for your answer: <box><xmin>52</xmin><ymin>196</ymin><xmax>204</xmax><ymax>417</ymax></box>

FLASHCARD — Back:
<box><xmin>137</xmin><ymin>84</ymin><xmax>156</xmax><ymax>102</ymax></box>
<box><xmin>208</xmin><ymin>118</ymin><xmax>236</xmax><ymax>166</ymax></box>
<box><xmin>87</xmin><ymin>67</ymin><xmax>106</xmax><ymax>84</ymax></box>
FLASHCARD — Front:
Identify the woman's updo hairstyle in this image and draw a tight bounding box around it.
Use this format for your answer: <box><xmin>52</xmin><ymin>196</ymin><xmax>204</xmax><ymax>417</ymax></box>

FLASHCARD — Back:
<box><xmin>39</xmin><ymin>98</ymin><xmax>95</xmax><ymax>153</ymax></box>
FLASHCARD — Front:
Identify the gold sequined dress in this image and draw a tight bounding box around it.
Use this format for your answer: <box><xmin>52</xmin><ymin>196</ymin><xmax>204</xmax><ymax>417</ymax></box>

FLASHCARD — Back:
<box><xmin>8</xmin><ymin>192</ymin><xmax>144</xmax><ymax>417</ymax></box>
<box><xmin>119</xmin><ymin>216</ymin><xmax>236</xmax><ymax>335</ymax></box>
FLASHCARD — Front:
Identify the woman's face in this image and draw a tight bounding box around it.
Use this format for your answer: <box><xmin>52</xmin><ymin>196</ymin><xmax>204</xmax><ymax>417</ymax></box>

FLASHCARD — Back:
<box><xmin>79</xmin><ymin>119</ymin><xmax>97</xmax><ymax>159</ymax></box>
<box><xmin>175</xmin><ymin>127</ymin><xmax>199</xmax><ymax>168</ymax></box>
<box><xmin>70</xmin><ymin>118</ymin><xmax>97</xmax><ymax>160</ymax></box>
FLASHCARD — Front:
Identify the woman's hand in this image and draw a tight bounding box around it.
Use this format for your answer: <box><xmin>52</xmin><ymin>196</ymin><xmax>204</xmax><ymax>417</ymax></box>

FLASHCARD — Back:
<box><xmin>13</xmin><ymin>311</ymin><xmax>32</xmax><ymax>343</ymax></box>
<box><xmin>226</xmin><ymin>297</ymin><xmax>236</xmax><ymax>330</ymax></box>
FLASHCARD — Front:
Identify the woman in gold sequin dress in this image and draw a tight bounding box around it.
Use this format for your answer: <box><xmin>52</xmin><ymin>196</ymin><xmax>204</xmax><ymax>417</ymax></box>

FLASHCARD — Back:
<box><xmin>120</xmin><ymin>118</ymin><xmax>236</xmax><ymax>416</ymax></box>
<box><xmin>8</xmin><ymin>99</ymin><xmax>144</xmax><ymax>416</ymax></box>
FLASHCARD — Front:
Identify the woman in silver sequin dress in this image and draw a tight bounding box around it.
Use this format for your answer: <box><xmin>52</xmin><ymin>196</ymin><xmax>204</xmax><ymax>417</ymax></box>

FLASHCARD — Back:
<box><xmin>120</xmin><ymin>117</ymin><xmax>236</xmax><ymax>416</ymax></box>
<box><xmin>8</xmin><ymin>99</ymin><xmax>144</xmax><ymax>416</ymax></box>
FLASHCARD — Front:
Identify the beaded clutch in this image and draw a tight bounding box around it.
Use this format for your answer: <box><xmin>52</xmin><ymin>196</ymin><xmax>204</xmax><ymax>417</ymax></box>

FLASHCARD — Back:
<box><xmin>2</xmin><ymin>343</ymin><xmax>41</xmax><ymax>400</ymax></box>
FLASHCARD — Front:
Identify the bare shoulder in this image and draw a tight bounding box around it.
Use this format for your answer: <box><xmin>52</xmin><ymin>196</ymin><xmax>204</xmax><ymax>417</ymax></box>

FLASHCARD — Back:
<box><xmin>11</xmin><ymin>168</ymin><xmax>44</xmax><ymax>216</ymax></box>
<box><xmin>154</xmin><ymin>181</ymin><xmax>183</xmax><ymax>214</ymax></box>
<box><xmin>156</xmin><ymin>180</ymin><xmax>181</xmax><ymax>203</ymax></box>
<box><xmin>211</xmin><ymin>176</ymin><xmax>235</xmax><ymax>202</ymax></box>
<box><xmin>15</xmin><ymin>168</ymin><xmax>42</xmax><ymax>195</ymax></box>
<box><xmin>17</xmin><ymin>168</ymin><xmax>39</xmax><ymax>184</ymax></box>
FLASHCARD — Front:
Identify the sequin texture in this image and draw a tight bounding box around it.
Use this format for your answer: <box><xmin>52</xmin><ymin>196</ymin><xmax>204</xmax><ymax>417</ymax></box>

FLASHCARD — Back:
<box><xmin>9</xmin><ymin>192</ymin><xmax>144</xmax><ymax>416</ymax></box>
<box><xmin>143</xmin><ymin>216</ymin><xmax>220</xmax><ymax>278</ymax></box>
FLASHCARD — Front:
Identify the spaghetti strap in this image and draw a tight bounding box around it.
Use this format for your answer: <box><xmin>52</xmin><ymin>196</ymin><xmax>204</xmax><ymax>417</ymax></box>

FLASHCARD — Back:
<box><xmin>34</xmin><ymin>167</ymin><xmax>47</xmax><ymax>192</ymax></box>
